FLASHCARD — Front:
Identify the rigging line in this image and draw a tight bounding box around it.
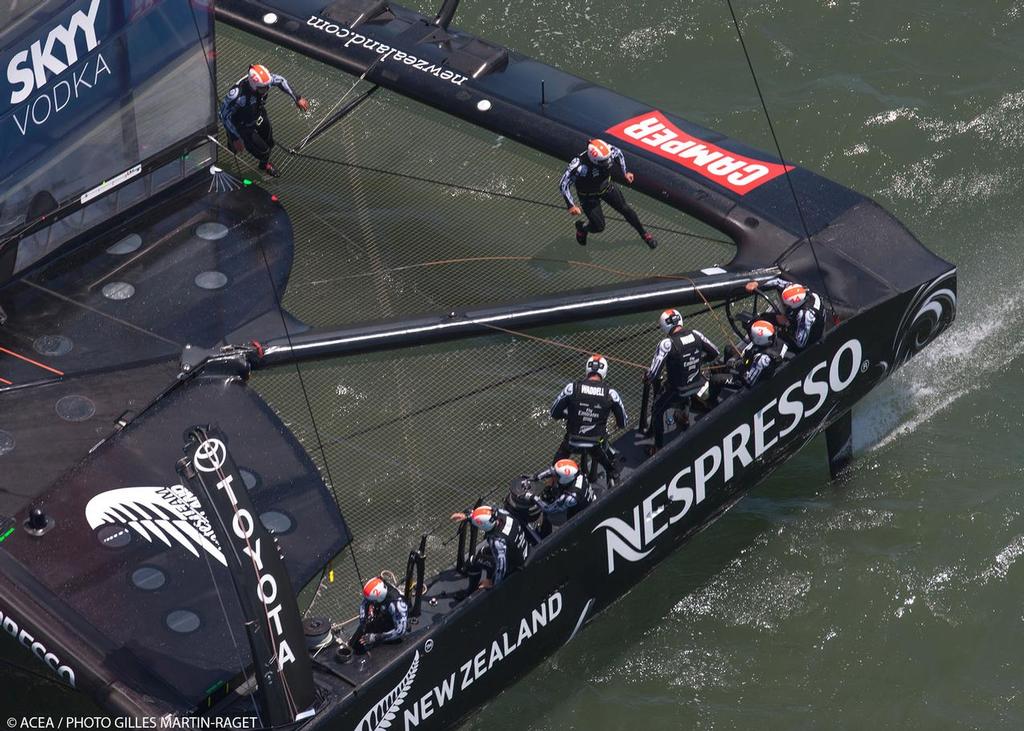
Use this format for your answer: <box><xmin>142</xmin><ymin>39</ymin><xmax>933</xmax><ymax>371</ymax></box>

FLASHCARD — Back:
<box><xmin>23</xmin><ymin>280</ymin><xmax>181</xmax><ymax>348</ymax></box>
<box><xmin>284</xmin><ymin>149</ymin><xmax>732</xmax><ymax>244</ymax></box>
<box><xmin>244</xmin><ymin>168</ymin><xmax>365</xmax><ymax>591</ymax></box>
<box><xmin>193</xmin><ymin>503</ymin><xmax>265</xmax><ymax>726</ymax></box>
<box><xmin>320</xmin><ymin>326</ymin><xmax>651</xmax><ymax>449</ymax></box>
<box><xmin>289</xmin><ymin>44</ymin><xmax>390</xmax><ymax>157</ymax></box>
<box><xmin>722</xmin><ymin>0</ymin><xmax>839</xmax><ymax>322</ymax></box>
<box><xmin>475</xmin><ymin>321</ymin><xmax>648</xmax><ymax>370</ymax></box>
<box><xmin>0</xmin><ymin>345</ymin><xmax>64</xmax><ymax>376</ymax></box>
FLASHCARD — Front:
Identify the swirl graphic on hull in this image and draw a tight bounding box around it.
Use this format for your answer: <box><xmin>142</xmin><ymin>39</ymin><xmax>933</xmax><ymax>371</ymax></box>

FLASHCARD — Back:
<box><xmin>891</xmin><ymin>270</ymin><xmax>957</xmax><ymax>370</ymax></box>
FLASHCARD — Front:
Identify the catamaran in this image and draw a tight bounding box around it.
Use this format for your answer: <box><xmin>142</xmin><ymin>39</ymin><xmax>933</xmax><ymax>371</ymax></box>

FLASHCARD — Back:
<box><xmin>0</xmin><ymin>0</ymin><xmax>955</xmax><ymax>727</ymax></box>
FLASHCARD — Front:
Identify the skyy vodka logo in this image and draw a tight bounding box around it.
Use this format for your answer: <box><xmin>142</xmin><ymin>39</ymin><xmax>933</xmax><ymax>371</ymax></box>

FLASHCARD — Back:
<box><xmin>5</xmin><ymin>0</ymin><xmax>110</xmax><ymax>135</ymax></box>
<box><xmin>595</xmin><ymin>339</ymin><xmax>863</xmax><ymax>574</ymax></box>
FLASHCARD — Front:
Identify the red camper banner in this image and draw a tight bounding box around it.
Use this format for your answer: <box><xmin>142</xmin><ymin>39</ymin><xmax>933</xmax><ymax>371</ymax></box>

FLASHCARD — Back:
<box><xmin>606</xmin><ymin>111</ymin><xmax>793</xmax><ymax>195</ymax></box>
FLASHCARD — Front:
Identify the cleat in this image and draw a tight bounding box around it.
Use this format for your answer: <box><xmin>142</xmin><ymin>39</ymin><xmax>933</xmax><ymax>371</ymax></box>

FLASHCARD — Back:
<box><xmin>261</xmin><ymin>161</ymin><xmax>280</xmax><ymax>177</ymax></box>
<box><xmin>575</xmin><ymin>220</ymin><xmax>588</xmax><ymax>246</ymax></box>
<box><xmin>643</xmin><ymin>232</ymin><xmax>658</xmax><ymax>250</ymax></box>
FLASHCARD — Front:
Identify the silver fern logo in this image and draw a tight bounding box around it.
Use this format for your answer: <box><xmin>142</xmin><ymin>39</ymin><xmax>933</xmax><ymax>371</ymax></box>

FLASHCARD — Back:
<box><xmin>355</xmin><ymin>651</ymin><xmax>420</xmax><ymax>731</ymax></box>
<box><xmin>85</xmin><ymin>486</ymin><xmax>226</xmax><ymax>565</ymax></box>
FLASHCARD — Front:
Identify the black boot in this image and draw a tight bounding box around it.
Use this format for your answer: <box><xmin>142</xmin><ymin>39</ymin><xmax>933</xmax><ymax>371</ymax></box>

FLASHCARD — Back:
<box><xmin>642</xmin><ymin>232</ymin><xmax>658</xmax><ymax>250</ymax></box>
<box><xmin>575</xmin><ymin>220</ymin><xmax>588</xmax><ymax>246</ymax></box>
<box><xmin>261</xmin><ymin>161</ymin><xmax>280</xmax><ymax>178</ymax></box>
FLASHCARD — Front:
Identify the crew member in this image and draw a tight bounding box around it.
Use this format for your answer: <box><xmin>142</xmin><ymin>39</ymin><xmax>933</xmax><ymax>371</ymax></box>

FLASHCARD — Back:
<box><xmin>560</xmin><ymin>139</ymin><xmax>657</xmax><ymax>250</ymax></box>
<box><xmin>527</xmin><ymin>459</ymin><xmax>596</xmax><ymax>536</ymax></box>
<box><xmin>738</xmin><ymin>320</ymin><xmax>789</xmax><ymax>388</ymax></box>
<box><xmin>220</xmin><ymin>64</ymin><xmax>309</xmax><ymax>177</ymax></box>
<box><xmin>449</xmin><ymin>506</ymin><xmax>529</xmax><ymax>592</ymax></box>
<box><xmin>647</xmin><ymin>309</ymin><xmax>721</xmax><ymax>448</ymax></box>
<box><xmin>550</xmin><ymin>354</ymin><xmax>627</xmax><ymax>480</ymax></box>
<box><xmin>351</xmin><ymin>575</ymin><xmax>408</xmax><ymax>652</ymax></box>
<box><xmin>761</xmin><ymin>278</ymin><xmax>826</xmax><ymax>351</ymax></box>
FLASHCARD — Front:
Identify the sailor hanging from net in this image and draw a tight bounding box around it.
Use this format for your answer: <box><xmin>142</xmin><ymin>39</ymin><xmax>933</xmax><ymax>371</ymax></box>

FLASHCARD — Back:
<box><xmin>220</xmin><ymin>64</ymin><xmax>309</xmax><ymax>177</ymax></box>
<box><xmin>560</xmin><ymin>139</ymin><xmax>658</xmax><ymax>250</ymax></box>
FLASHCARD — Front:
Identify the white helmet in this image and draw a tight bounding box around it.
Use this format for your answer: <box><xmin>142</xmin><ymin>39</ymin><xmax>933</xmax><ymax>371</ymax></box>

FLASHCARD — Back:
<box><xmin>248</xmin><ymin>64</ymin><xmax>272</xmax><ymax>89</ymax></box>
<box><xmin>553</xmin><ymin>459</ymin><xmax>580</xmax><ymax>485</ymax></box>
<box><xmin>585</xmin><ymin>353</ymin><xmax>608</xmax><ymax>379</ymax></box>
<box><xmin>781</xmin><ymin>284</ymin><xmax>808</xmax><ymax>309</ymax></box>
<box><xmin>659</xmin><ymin>309</ymin><xmax>683</xmax><ymax>334</ymax></box>
<box><xmin>750</xmin><ymin>320</ymin><xmax>775</xmax><ymax>346</ymax></box>
<box><xmin>469</xmin><ymin>506</ymin><xmax>497</xmax><ymax>532</ymax></box>
<box><xmin>587</xmin><ymin>138</ymin><xmax>612</xmax><ymax>165</ymax></box>
<box><xmin>362</xmin><ymin>577</ymin><xmax>388</xmax><ymax>603</ymax></box>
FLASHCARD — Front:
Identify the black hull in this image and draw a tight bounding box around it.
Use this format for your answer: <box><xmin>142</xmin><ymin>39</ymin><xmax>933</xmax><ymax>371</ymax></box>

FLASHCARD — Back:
<box><xmin>301</xmin><ymin>272</ymin><xmax>955</xmax><ymax>731</ymax></box>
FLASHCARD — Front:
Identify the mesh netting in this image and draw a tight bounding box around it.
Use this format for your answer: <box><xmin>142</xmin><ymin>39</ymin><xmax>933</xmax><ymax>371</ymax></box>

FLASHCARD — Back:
<box><xmin>254</xmin><ymin>306</ymin><xmax>735</xmax><ymax>620</ymax></box>
<box><xmin>213</xmin><ymin>24</ymin><xmax>742</xmax><ymax>619</ymax></box>
<box><xmin>214</xmin><ymin>26</ymin><xmax>735</xmax><ymax>327</ymax></box>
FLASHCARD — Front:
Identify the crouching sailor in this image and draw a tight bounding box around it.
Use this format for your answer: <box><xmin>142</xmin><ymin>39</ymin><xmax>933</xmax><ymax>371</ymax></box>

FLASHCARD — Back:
<box><xmin>450</xmin><ymin>506</ymin><xmax>529</xmax><ymax>594</ymax></box>
<box><xmin>647</xmin><ymin>309</ymin><xmax>721</xmax><ymax>448</ymax></box>
<box><xmin>738</xmin><ymin>320</ymin><xmax>790</xmax><ymax>387</ymax></box>
<box><xmin>527</xmin><ymin>459</ymin><xmax>596</xmax><ymax>537</ymax></box>
<box><xmin>220</xmin><ymin>64</ymin><xmax>309</xmax><ymax>177</ymax></box>
<box><xmin>550</xmin><ymin>354</ymin><xmax>627</xmax><ymax>481</ymax></box>
<box><xmin>764</xmin><ymin>278</ymin><xmax>826</xmax><ymax>351</ymax></box>
<box><xmin>560</xmin><ymin>139</ymin><xmax>657</xmax><ymax>249</ymax></box>
<box><xmin>352</xmin><ymin>576</ymin><xmax>408</xmax><ymax>652</ymax></box>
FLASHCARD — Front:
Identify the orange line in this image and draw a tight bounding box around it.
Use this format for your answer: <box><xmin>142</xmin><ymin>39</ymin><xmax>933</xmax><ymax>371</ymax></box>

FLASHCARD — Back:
<box><xmin>0</xmin><ymin>346</ymin><xmax>64</xmax><ymax>376</ymax></box>
<box><xmin>0</xmin><ymin>376</ymin><xmax>11</xmax><ymax>385</ymax></box>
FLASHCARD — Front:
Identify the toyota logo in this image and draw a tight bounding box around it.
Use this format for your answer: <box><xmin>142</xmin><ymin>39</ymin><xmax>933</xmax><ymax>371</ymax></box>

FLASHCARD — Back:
<box><xmin>193</xmin><ymin>438</ymin><xmax>228</xmax><ymax>473</ymax></box>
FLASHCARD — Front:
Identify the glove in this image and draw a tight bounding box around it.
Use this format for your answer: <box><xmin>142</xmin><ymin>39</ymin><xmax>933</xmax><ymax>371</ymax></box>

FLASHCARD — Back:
<box><xmin>524</xmin><ymin>491</ymin><xmax>534</xmax><ymax>500</ymax></box>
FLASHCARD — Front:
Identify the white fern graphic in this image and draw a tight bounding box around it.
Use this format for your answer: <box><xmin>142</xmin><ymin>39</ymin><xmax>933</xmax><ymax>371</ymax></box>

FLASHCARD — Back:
<box><xmin>355</xmin><ymin>651</ymin><xmax>420</xmax><ymax>731</ymax></box>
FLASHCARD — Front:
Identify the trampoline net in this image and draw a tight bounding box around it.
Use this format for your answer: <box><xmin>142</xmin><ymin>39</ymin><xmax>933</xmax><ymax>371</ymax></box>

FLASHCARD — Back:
<box><xmin>214</xmin><ymin>24</ymin><xmax>742</xmax><ymax>619</ymax></box>
<box><xmin>215</xmin><ymin>26</ymin><xmax>735</xmax><ymax>327</ymax></box>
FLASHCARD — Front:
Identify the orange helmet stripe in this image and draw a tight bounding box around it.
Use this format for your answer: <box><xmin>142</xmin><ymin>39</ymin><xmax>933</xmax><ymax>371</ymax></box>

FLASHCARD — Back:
<box><xmin>588</xmin><ymin>139</ymin><xmax>611</xmax><ymax>157</ymax></box>
<box><xmin>249</xmin><ymin>64</ymin><xmax>272</xmax><ymax>85</ymax></box>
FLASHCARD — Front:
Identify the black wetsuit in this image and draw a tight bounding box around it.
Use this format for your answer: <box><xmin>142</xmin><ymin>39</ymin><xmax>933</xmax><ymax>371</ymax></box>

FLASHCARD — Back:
<box><xmin>559</xmin><ymin>147</ymin><xmax>647</xmax><ymax>237</ymax></box>
<box><xmin>648</xmin><ymin>327</ymin><xmax>721</xmax><ymax>447</ymax></box>
<box><xmin>351</xmin><ymin>584</ymin><xmax>408</xmax><ymax>652</ymax></box>
<box><xmin>764</xmin><ymin>277</ymin><xmax>826</xmax><ymax>350</ymax></box>
<box><xmin>219</xmin><ymin>73</ymin><xmax>299</xmax><ymax>166</ymax></box>
<box><xmin>550</xmin><ymin>376</ymin><xmax>628</xmax><ymax>479</ymax></box>
<box><xmin>530</xmin><ymin>468</ymin><xmax>596</xmax><ymax>536</ymax></box>
<box><xmin>467</xmin><ymin>509</ymin><xmax>529</xmax><ymax>590</ymax></box>
<box><xmin>739</xmin><ymin>340</ymin><xmax>789</xmax><ymax>388</ymax></box>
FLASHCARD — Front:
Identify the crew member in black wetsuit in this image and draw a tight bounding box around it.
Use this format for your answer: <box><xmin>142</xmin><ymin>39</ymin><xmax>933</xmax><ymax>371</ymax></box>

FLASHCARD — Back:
<box><xmin>647</xmin><ymin>309</ymin><xmax>721</xmax><ymax>448</ymax></box>
<box><xmin>760</xmin><ymin>278</ymin><xmax>826</xmax><ymax>351</ymax></box>
<box><xmin>526</xmin><ymin>459</ymin><xmax>596</xmax><ymax>536</ymax></box>
<box><xmin>449</xmin><ymin>506</ymin><xmax>529</xmax><ymax>593</ymax></box>
<box><xmin>351</xmin><ymin>576</ymin><xmax>408</xmax><ymax>652</ymax></box>
<box><xmin>738</xmin><ymin>320</ymin><xmax>789</xmax><ymax>388</ymax></box>
<box><xmin>219</xmin><ymin>64</ymin><xmax>309</xmax><ymax>177</ymax></box>
<box><xmin>560</xmin><ymin>139</ymin><xmax>657</xmax><ymax>249</ymax></box>
<box><xmin>550</xmin><ymin>354</ymin><xmax>628</xmax><ymax>481</ymax></box>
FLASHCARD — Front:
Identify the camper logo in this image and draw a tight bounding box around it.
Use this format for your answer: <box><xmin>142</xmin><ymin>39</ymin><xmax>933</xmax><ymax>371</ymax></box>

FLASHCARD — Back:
<box><xmin>605</xmin><ymin>111</ymin><xmax>792</xmax><ymax>195</ymax></box>
<box><xmin>85</xmin><ymin>485</ymin><xmax>226</xmax><ymax>565</ymax></box>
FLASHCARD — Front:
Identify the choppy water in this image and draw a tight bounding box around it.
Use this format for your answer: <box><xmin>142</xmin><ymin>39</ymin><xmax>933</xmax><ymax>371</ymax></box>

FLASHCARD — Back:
<box><xmin>5</xmin><ymin>0</ymin><xmax>1024</xmax><ymax>727</ymax></box>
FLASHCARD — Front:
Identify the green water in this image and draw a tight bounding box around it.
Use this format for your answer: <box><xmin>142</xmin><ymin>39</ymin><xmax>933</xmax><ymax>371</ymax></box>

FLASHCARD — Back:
<box><xmin>5</xmin><ymin>0</ymin><xmax>1024</xmax><ymax>727</ymax></box>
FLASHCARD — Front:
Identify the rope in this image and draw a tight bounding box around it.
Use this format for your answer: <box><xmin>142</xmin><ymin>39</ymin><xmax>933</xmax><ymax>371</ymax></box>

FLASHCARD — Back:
<box><xmin>281</xmin><ymin>148</ymin><xmax>732</xmax><ymax>244</ymax></box>
<box><xmin>475</xmin><ymin>321</ymin><xmax>649</xmax><ymax>370</ymax></box>
<box><xmin>723</xmin><ymin>0</ymin><xmax>839</xmax><ymax>322</ymax></box>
